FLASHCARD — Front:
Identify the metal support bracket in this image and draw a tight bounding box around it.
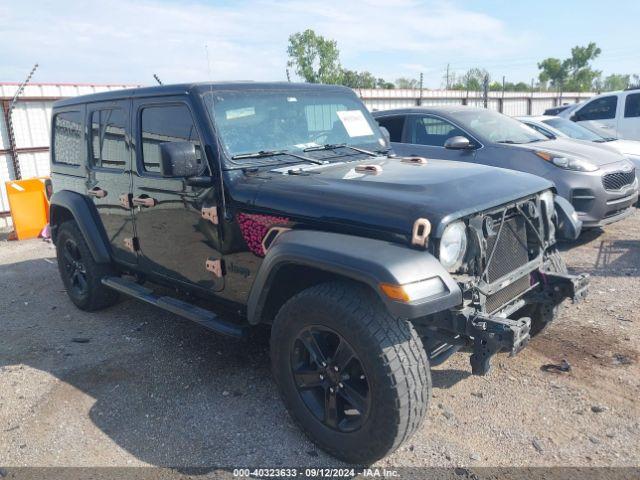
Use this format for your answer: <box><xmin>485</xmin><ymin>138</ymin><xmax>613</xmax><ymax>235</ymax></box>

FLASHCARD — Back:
<box><xmin>202</xmin><ymin>206</ymin><xmax>219</xmax><ymax>225</ymax></box>
<box><xmin>119</xmin><ymin>194</ymin><xmax>132</xmax><ymax>209</ymax></box>
<box><xmin>124</xmin><ymin>237</ymin><xmax>139</xmax><ymax>253</ymax></box>
<box><xmin>205</xmin><ymin>258</ymin><xmax>224</xmax><ymax>277</ymax></box>
<box><xmin>468</xmin><ymin>315</ymin><xmax>531</xmax><ymax>375</ymax></box>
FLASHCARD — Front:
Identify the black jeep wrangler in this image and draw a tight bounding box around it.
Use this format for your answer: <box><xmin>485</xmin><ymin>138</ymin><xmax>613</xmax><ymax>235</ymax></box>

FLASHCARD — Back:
<box><xmin>49</xmin><ymin>82</ymin><xmax>588</xmax><ymax>464</ymax></box>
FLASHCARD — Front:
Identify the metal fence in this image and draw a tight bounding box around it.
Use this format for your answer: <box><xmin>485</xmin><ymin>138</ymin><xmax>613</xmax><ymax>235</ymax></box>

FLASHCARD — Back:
<box><xmin>356</xmin><ymin>88</ymin><xmax>593</xmax><ymax>115</ymax></box>
<box><xmin>0</xmin><ymin>83</ymin><xmax>594</xmax><ymax>228</ymax></box>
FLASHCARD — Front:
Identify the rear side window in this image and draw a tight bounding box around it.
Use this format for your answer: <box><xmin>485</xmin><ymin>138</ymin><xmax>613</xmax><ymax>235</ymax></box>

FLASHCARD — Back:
<box><xmin>624</xmin><ymin>93</ymin><xmax>640</xmax><ymax>118</ymax></box>
<box><xmin>53</xmin><ymin>111</ymin><xmax>82</xmax><ymax>166</ymax></box>
<box><xmin>90</xmin><ymin>109</ymin><xmax>127</xmax><ymax>169</ymax></box>
<box><xmin>140</xmin><ymin>104</ymin><xmax>203</xmax><ymax>174</ymax></box>
<box><xmin>376</xmin><ymin>116</ymin><xmax>405</xmax><ymax>142</ymax></box>
<box><xmin>578</xmin><ymin>96</ymin><xmax>617</xmax><ymax>121</ymax></box>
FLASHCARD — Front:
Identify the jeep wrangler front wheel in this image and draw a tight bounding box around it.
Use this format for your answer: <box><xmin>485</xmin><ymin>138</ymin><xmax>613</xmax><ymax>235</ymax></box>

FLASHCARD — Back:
<box><xmin>55</xmin><ymin>220</ymin><xmax>119</xmax><ymax>311</ymax></box>
<box><xmin>270</xmin><ymin>281</ymin><xmax>431</xmax><ymax>464</ymax></box>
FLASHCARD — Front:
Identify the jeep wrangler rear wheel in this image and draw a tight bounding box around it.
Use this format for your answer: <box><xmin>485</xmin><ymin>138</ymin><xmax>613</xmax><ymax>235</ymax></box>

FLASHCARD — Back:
<box><xmin>270</xmin><ymin>281</ymin><xmax>431</xmax><ymax>464</ymax></box>
<box><xmin>56</xmin><ymin>220</ymin><xmax>119</xmax><ymax>311</ymax></box>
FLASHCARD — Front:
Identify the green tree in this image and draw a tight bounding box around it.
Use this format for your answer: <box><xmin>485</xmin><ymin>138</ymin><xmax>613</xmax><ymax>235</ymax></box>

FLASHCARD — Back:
<box><xmin>538</xmin><ymin>58</ymin><xmax>568</xmax><ymax>89</ymax></box>
<box><xmin>601</xmin><ymin>73</ymin><xmax>630</xmax><ymax>91</ymax></box>
<box><xmin>395</xmin><ymin>77</ymin><xmax>419</xmax><ymax>89</ymax></box>
<box><xmin>538</xmin><ymin>43</ymin><xmax>602</xmax><ymax>92</ymax></box>
<box><xmin>287</xmin><ymin>29</ymin><xmax>342</xmax><ymax>84</ymax></box>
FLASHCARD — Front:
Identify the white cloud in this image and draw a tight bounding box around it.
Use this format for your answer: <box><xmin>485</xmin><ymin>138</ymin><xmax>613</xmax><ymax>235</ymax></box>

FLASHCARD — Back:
<box><xmin>1</xmin><ymin>0</ymin><xmax>531</xmax><ymax>86</ymax></box>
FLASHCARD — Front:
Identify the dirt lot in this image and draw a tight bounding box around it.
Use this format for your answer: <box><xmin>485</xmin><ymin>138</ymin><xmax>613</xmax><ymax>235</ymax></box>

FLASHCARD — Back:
<box><xmin>1</xmin><ymin>213</ymin><xmax>639</xmax><ymax>469</ymax></box>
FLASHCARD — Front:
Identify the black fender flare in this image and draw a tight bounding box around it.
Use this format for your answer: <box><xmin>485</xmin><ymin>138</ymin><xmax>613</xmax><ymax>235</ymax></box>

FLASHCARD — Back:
<box><xmin>49</xmin><ymin>190</ymin><xmax>112</xmax><ymax>263</ymax></box>
<box><xmin>246</xmin><ymin>230</ymin><xmax>462</xmax><ymax>324</ymax></box>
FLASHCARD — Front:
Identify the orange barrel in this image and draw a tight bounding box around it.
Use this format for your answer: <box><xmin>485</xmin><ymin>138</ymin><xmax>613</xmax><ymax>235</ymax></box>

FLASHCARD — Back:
<box><xmin>5</xmin><ymin>177</ymin><xmax>50</xmax><ymax>240</ymax></box>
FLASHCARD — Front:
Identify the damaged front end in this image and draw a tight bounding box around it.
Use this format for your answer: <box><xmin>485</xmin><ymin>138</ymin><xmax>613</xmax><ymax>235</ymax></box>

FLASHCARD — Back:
<box><xmin>416</xmin><ymin>192</ymin><xmax>589</xmax><ymax>375</ymax></box>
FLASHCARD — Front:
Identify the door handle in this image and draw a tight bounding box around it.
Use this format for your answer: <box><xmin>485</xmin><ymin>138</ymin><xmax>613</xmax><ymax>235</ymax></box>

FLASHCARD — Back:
<box><xmin>87</xmin><ymin>187</ymin><xmax>107</xmax><ymax>198</ymax></box>
<box><xmin>131</xmin><ymin>196</ymin><xmax>157</xmax><ymax>207</ymax></box>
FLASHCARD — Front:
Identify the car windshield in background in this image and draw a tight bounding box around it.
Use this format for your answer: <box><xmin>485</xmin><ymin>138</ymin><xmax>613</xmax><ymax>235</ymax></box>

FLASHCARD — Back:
<box><xmin>203</xmin><ymin>90</ymin><xmax>385</xmax><ymax>164</ymax></box>
<box><xmin>451</xmin><ymin>109</ymin><xmax>548</xmax><ymax>144</ymax></box>
<box><xmin>542</xmin><ymin>117</ymin><xmax>605</xmax><ymax>141</ymax></box>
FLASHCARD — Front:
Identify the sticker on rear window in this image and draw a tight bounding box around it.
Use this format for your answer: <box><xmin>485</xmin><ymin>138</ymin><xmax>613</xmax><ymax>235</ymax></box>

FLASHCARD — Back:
<box><xmin>336</xmin><ymin>110</ymin><xmax>374</xmax><ymax>137</ymax></box>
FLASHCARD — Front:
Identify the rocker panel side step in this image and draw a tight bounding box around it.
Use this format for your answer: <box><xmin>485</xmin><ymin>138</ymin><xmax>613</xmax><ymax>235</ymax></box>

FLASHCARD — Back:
<box><xmin>101</xmin><ymin>276</ymin><xmax>246</xmax><ymax>338</ymax></box>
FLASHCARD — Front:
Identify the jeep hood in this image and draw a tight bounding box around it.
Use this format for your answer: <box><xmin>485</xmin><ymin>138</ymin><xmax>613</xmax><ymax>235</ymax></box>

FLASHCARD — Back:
<box><xmin>504</xmin><ymin>138</ymin><xmax>627</xmax><ymax>166</ymax></box>
<box><xmin>241</xmin><ymin>157</ymin><xmax>552</xmax><ymax>239</ymax></box>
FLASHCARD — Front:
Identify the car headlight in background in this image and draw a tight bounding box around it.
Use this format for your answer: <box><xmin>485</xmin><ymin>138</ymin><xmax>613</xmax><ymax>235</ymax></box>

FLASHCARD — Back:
<box><xmin>439</xmin><ymin>221</ymin><xmax>467</xmax><ymax>271</ymax></box>
<box><xmin>535</xmin><ymin>151</ymin><xmax>598</xmax><ymax>172</ymax></box>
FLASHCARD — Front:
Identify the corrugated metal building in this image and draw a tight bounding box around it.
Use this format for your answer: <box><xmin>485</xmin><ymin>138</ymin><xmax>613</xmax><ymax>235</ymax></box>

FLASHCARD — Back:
<box><xmin>0</xmin><ymin>83</ymin><xmax>135</xmax><ymax>228</ymax></box>
<box><xmin>0</xmin><ymin>82</ymin><xmax>591</xmax><ymax>229</ymax></box>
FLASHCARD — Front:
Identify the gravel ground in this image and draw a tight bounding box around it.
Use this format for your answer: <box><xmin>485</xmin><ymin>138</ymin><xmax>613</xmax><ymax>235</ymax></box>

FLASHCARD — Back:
<box><xmin>0</xmin><ymin>213</ymin><xmax>639</xmax><ymax>469</ymax></box>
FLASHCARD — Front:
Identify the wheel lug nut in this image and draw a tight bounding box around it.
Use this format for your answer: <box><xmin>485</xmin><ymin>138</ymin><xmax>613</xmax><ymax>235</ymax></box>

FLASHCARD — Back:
<box><xmin>338</xmin><ymin>382</ymin><xmax>344</xmax><ymax>388</ymax></box>
<box><xmin>333</xmin><ymin>366</ymin><xmax>339</xmax><ymax>372</ymax></box>
<box><xmin>321</xmin><ymin>362</ymin><xmax>327</xmax><ymax>367</ymax></box>
<box><xmin>319</xmin><ymin>374</ymin><xmax>324</xmax><ymax>380</ymax></box>
<box><xmin>329</xmin><ymin>387</ymin><xmax>334</xmax><ymax>393</ymax></box>
<box><xmin>360</xmin><ymin>375</ymin><xmax>365</xmax><ymax>380</ymax></box>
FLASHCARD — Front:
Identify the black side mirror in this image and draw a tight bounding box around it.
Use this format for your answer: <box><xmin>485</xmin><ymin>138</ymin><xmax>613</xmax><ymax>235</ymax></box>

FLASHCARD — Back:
<box><xmin>379</xmin><ymin>126</ymin><xmax>391</xmax><ymax>145</ymax></box>
<box><xmin>444</xmin><ymin>136</ymin><xmax>471</xmax><ymax>150</ymax></box>
<box><xmin>159</xmin><ymin>141</ymin><xmax>201</xmax><ymax>178</ymax></box>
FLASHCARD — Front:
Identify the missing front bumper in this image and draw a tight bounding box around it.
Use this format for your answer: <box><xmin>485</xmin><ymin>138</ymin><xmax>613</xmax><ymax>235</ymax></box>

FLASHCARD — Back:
<box><xmin>445</xmin><ymin>270</ymin><xmax>590</xmax><ymax>376</ymax></box>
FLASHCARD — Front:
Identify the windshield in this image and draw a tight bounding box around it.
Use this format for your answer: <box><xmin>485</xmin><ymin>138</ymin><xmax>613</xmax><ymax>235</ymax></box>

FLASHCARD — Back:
<box><xmin>542</xmin><ymin>117</ymin><xmax>605</xmax><ymax>141</ymax></box>
<box><xmin>450</xmin><ymin>109</ymin><xmax>548</xmax><ymax>144</ymax></box>
<box><xmin>203</xmin><ymin>90</ymin><xmax>385</xmax><ymax>164</ymax></box>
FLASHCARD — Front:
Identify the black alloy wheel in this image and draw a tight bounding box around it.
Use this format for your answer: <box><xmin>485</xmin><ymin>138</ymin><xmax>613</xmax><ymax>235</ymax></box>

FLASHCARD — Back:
<box><xmin>291</xmin><ymin>326</ymin><xmax>370</xmax><ymax>433</ymax></box>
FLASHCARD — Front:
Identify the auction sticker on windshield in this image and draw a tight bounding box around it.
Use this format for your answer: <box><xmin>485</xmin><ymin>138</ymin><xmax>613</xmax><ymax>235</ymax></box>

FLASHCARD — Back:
<box><xmin>337</xmin><ymin>110</ymin><xmax>374</xmax><ymax>137</ymax></box>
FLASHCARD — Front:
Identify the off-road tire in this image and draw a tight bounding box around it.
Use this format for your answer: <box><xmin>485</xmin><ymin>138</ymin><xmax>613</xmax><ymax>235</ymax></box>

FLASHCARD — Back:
<box><xmin>270</xmin><ymin>281</ymin><xmax>431</xmax><ymax>464</ymax></box>
<box><xmin>525</xmin><ymin>248</ymin><xmax>568</xmax><ymax>337</ymax></box>
<box><xmin>55</xmin><ymin>220</ymin><xmax>119</xmax><ymax>311</ymax></box>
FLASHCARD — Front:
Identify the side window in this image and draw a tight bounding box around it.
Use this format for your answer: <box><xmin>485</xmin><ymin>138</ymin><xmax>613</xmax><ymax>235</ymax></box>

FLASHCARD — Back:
<box><xmin>140</xmin><ymin>104</ymin><xmax>203</xmax><ymax>174</ymax></box>
<box><xmin>577</xmin><ymin>96</ymin><xmax>617</xmax><ymax>121</ymax></box>
<box><xmin>90</xmin><ymin>109</ymin><xmax>127</xmax><ymax>169</ymax></box>
<box><xmin>376</xmin><ymin>116</ymin><xmax>405</xmax><ymax>142</ymax></box>
<box><xmin>53</xmin><ymin>111</ymin><xmax>82</xmax><ymax>166</ymax></box>
<box><xmin>409</xmin><ymin>115</ymin><xmax>465</xmax><ymax>147</ymax></box>
<box><xmin>624</xmin><ymin>93</ymin><xmax>640</xmax><ymax>118</ymax></box>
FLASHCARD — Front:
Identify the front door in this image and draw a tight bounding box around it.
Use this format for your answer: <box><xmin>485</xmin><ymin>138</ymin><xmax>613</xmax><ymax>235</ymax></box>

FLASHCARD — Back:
<box><xmin>619</xmin><ymin>91</ymin><xmax>640</xmax><ymax>140</ymax></box>
<box><xmin>85</xmin><ymin>101</ymin><xmax>137</xmax><ymax>266</ymax></box>
<box><xmin>130</xmin><ymin>97</ymin><xmax>224</xmax><ymax>292</ymax></box>
<box><xmin>393</xmin><ymin>114</ymin><xmax>477</xmax><ymax>163</ymax></box>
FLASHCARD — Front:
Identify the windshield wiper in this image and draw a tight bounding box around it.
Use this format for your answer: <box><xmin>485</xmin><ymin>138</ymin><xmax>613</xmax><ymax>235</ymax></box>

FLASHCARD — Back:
<box><xmin>303</xmin><ymin>143</ymin><xmax>386</xmax><ymax>156</ymax></box>
<box><xmin>232</xmin><ymin>149</ymin><xmax>326</xmax><ymax>165</ymax></box>
<box><xmin>232</xmin><ymin>149</ymin><xmax>289</xmax><ymax>160</ymax></box>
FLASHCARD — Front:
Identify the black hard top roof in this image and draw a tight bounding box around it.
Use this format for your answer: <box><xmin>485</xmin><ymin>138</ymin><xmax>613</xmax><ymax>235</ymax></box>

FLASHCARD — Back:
<box><xmin>53</xmin><ymin>82</ymin><xmax>354</xmax><ymax>108</ymax></box>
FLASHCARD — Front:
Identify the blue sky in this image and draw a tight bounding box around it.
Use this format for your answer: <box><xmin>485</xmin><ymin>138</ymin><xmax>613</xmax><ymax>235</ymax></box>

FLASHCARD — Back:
<box><xmin>1</xmin><ymin>0</ymin><xmax>638</xmax><ymax>88</ymax></box>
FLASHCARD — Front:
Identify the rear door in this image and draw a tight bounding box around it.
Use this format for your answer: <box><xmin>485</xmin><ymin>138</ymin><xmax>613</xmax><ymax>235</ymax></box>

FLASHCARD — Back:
<box><xmin>85</xmin><ymin>100</ymin><xmax>137</xmax><ymax>266</ymax></box>
<box><xmin>394</xmin><ymin>114</ymin><xmax>478</xmax><ymax>162</ymax></box>
<box><xmin>620</xmin><ymin>91</ymin><xmax>640</xmax><ymax>140</ymax></box>
<box><xmin>130</xmin><ymin>96</ymin><xmax>224</xmax><ymax>292</ymax></box>
<box><xmin>573</xmin><ymin>95</ymin><xmax>619</xmax><ymax>137</ymax></box>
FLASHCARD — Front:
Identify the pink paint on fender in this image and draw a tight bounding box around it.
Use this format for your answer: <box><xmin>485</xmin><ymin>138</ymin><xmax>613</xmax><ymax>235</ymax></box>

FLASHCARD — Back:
<box><xmin>237</xmin><ymin>213</ymin><xmax>289</xmax><ymax>257</ymax></box>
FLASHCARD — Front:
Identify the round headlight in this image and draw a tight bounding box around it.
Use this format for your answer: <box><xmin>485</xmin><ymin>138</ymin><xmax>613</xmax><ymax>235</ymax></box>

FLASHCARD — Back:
<box><xmin>439</xmin><ymin>221</ymin><xmax>467</xmax><ymax>271</ymax></box>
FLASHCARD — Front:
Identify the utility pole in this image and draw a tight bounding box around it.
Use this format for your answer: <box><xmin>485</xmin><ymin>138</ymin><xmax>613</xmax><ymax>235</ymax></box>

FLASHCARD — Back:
<box><xmin>417</xmin><ymin>72</ymin><xmax>424</xmax><ymax>106</ymax></box>
<box><xmin>6</xmin><ymin>63</ymin><xmax>38</xmax><ymax>180</ymax></box>
<box><xmin>286</xmin><ymin>68</ymin><xmax>291</xmax><ymax>82</ymax></box>
<box><xmin>446</xmin><ymin>63</ymin><xmax>450</xmax><ymax>90</ymax></box>
<box><xmin>482</xmin><ymin>74</ymin><xmax>489</xmax><ymax>108</ymax></box>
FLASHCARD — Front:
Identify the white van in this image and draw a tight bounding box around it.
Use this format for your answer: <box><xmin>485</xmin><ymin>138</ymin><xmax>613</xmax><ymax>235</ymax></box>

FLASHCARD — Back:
<box><xmin>559</xmin><ymin>88</ymin><xmax>640</xmax><ymax>141</ymax></box>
